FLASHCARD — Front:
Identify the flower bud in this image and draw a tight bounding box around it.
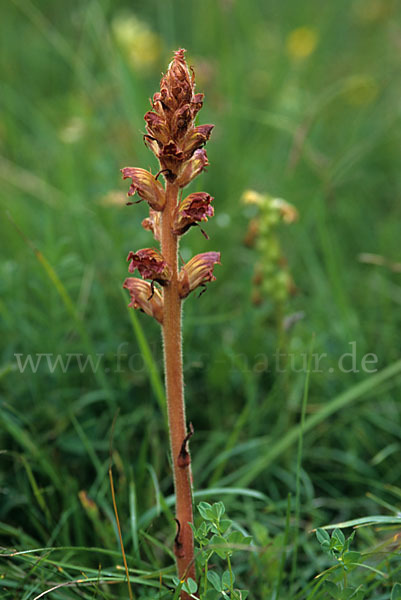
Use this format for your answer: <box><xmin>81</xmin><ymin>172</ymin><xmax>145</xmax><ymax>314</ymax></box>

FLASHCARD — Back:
<box><xmin>177</xmin><ymin>149</ymin><xmax>209</xmax><ymax>188</ymax></box>
<box><xmin>163</xmin><ymin>48</ymin><xmax>194</xmax><ymax>109</ymax></box>
<box><xmin>123</xmin><ymin>278</ymin><xmax>163</xmax><ymax>324</ymax></box>
<box><xmin>173</xmin><ymin>192</ymin><xmax>214</xmax><ymax>236</ymax></box>
<box><xmin>127</xmin><ymin>248</ymin><xmax>171</xmax><ymax>285</ymax></box>
<box><xmin>178</xmin><ymin>252</ymin><xmax>220</xmax><ymax>298</ymax></box>
<box><xmin>121</xmin><ymin>168</ymin><xmax>166</xmax><ymax>211</ymax></box>
<box><xmin>140</xmin><ymin>50</ymin><xmax>214</xmax><ymax>182</ymax></box>
<box><xmin>142</xmin><ymin>210</ymin><xmax>161</xmax><ymax>241</ymax></box>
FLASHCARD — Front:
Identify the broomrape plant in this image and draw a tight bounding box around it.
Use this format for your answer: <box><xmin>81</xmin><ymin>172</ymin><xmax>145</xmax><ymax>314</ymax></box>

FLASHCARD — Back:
<box><xmin>122</xmin><ymin>49</ymin><xmax>220</xmax><ymax>596</ymax></box>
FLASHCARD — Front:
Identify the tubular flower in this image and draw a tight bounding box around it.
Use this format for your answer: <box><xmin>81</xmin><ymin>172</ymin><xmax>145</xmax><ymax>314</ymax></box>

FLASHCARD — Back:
<box><xmin>177</xmin><ymin>148</ymin><xmax>209</xmax><ymax>188</ymax></box>
<box><xmin>173</xmin><ymin>192</ymin><xmax>214</xmax><ymax>236</ymax></box>
<box><xmin>182</xmin><ymin>124</ymin><xmax>214</xmax><ymax>156</ymax></box>
<box><xmin>123</xmin><ymin>278</ymin><xmax>163</xmax><ymax>324</ymax></box>
<box><xmin>127</xmin><ymin>248</ymin><xmax>171</xmax><ymax>285</ymax></box>
<box><xmin>121</xmin><ymin>167</ymin><xmax>166</xmax><ymax>211</ymax></box>
<box><xmin>178</xmin><ymin>252</ymin><xmax>221</xmax><ymax>298</ymax></box>
<box><xmin>142</xmin><ymin>48</ymin><xmax>212</xmax><ymax>180</ymax></box>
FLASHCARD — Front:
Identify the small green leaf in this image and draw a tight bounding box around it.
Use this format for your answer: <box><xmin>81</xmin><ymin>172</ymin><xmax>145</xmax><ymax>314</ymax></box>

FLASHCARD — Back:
<box><xmin>198</xmin><ymin>501</ymin><xmax>214</xmax><ymax>520</ymax></box>
<box><xmin>343</xmin><ymin>551</ymin><xmax>361</xmax><ymax>564</ymax></box>
<box><xmin>207</xmin><ymin>570</ymin><xmax>222</xmax><ymax>591</ymax></box>
<box><xmin>211</xmin><ymin>501</ymin><xmax>226</xmax><ymax>520</ymax></box>
<box><xmin>195</xmin><ymin>520</ymin><xmax>212</xmax><ymax>542</ymax></box>
<box><xmin>332</xmin><ymin>528</ymin><xmax>346</xmax><ymax>547</ymax></box>
<box><xmin>220</xmin><ymin>518</ymin><xmax>232</xmax><ymax>533</ymax></box>
<box><xmin>392</xmin><ymin>583</ymin><xmax>401</xmax><ymax>600</ymax></box>
<box><xmin>183</xmin><ymin>578</ymin><xmax>198</xmax><ymax>594</ymax></box>
<box><xmin>323</xmin><ymin>580</ymin><xmax>340</xmax><ymax>599</ymax></box>
<box><xmin>316</xmin><ymin>528</ymin><xmax>331</xmax><ymax>545</ymax></box>
<box><xmin>210</xmin><ymin>522</ymin><xmax>220</xmax><ymax>535</ymax></box>
<box><xmin>222</xmin><ymin>570</ymin><xmax>235</xmax><ymax>589</ymax></box>
<box><xmin>199</xmin><ymin>521</ymin><xmax>209</xmax><ymax>534</ymax></box>
<box><xmin>345</xmin><ymin>530</ymin><xmax>355</xmax><ymax>549</ymax></box>
<box><xmin>227</xmin><ymin>531</ymin><xmax>252</xmax><ymax>546</ymax></box>
<box><xmin>210</xmin><ymin>534</ymin><xmax>230</xmax><ymax>558</ymax></box>
<box><xmin>339</xmin><ymin>586</ymin><xmax>365</xmax><ymax>600</ymax></box>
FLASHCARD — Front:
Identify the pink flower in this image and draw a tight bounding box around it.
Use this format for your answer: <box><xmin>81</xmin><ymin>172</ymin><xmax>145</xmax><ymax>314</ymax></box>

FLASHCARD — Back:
<box><xmin>123</xmin><ymin>278</ymin><xmax>163</xmax><ymax>324</ymax></box>
<box><xmin>121</xmin><ymin>168</ymin><xmax>166</xmax><ymax>211</ymax></box>
<box><xmin>173</xmin><ymin>192</ymin><xmax>214</xmax><ymax>236</ymax></box>
<box><xmin>178</xmin><ymin>252</ymin><xmax>221</xmax><ymax>298</ymax></box>
<box><xmin>127</xmin><ymin>248</ymin><xmax>171</xmax><ymax>285</ymax></box>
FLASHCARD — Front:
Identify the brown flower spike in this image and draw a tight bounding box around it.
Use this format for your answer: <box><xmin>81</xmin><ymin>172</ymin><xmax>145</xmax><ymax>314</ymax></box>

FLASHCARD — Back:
<box><xmin>122</xmin><ymin>49</ymin><xmax>219</xmax><ymax>597</ymax></box>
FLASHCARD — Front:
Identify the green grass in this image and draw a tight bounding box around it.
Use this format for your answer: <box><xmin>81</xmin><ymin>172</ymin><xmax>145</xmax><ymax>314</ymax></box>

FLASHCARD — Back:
<box><xmin>1</xmin><ymin>0</ymin><xmax>401</xmax><ymax>598</ymax></box>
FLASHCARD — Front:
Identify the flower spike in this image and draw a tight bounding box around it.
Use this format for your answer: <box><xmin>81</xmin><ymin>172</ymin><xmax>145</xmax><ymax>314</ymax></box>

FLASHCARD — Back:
<box><xmin>162</xmin><ymin>48</ymin><xmax>194</xmax><ymax>109</ymax></box>
<box><xmin>141</xmin><ymin>49</ymin><xmax>213</xmax><ymax>182</ymax></box>
<box><xmin>123</xmin><ymin>278</ymin><xmax>163</xmax><ymax>324</ymax></box>
<box><xmin>127</xmin><ymin>248</ymin><xmax>171</xmax><ymax>285</ymax></box>
<box><xmin>121</xmin><ymin>49</ymin><xmax>218</xmax><ymax>591</ymax></box>
<box><xmin>178</xmin><ymin>252</ymin><xmax>221</xmax><ymax>298</ymax></box>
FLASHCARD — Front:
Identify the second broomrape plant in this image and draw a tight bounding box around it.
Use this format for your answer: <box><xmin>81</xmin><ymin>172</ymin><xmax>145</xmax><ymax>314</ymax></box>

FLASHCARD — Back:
<box><xmin>122</xmin><ymin>49</ymin><xmax>220</xmax><ymax>592</ymax></box>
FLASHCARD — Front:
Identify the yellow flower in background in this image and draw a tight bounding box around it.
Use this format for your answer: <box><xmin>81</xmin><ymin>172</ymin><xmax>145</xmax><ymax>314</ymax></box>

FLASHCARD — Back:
<box><xmin>111</xmin><ymin>14</ymin><xmax>161</xmax><ymax>72</ymax></box>
<box><xmin>242</xmin><ymin>191</ymin><xmax>298</xmax><ymax>223</ymax></box>
<box><xmin>241</xmin><ymin>190</ymin><xmax>298</xmax><ymax>307</ymax></box>
<box><xmin>242</xmin><ymin>189</ymin><xmax>265</xmax><ymax>206</ymax></box>
<box><xmin>286</xmin><ymin>26</ymin><xmax>318</xmax><ymax>60</ymax></box>
<box><xmin>344</xmin><ymin>75</ymin><xmax>379</xmax><ymax>106</ymax></box>
<box><xmin>271</xmin><ymin>198</ymin><xmax>299</xmax><ymax>224</ymax></box>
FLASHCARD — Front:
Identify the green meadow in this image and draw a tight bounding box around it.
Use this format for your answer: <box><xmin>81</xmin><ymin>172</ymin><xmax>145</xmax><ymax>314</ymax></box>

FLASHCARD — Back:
<box><xmin>1</xmin><ymin>0</ymin><xmax>401</xmax><ymax>598</ymax></box>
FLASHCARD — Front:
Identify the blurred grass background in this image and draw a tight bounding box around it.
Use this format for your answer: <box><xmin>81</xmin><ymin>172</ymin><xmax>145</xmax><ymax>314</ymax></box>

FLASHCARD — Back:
<box><xmin>1</xmin><ymin>0</ymin><xmax>401</xmax><ymax>597</ymax></box>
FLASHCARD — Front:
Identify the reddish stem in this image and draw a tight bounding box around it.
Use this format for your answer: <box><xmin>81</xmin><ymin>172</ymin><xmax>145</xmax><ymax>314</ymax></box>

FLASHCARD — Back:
<box><xmin>161</xmin><ymin>180</ymin><xmax>196</xmax><ymax>591</ymax></box>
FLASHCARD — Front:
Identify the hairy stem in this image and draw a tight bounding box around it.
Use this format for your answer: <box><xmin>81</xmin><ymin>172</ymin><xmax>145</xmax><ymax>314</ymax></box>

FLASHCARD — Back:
<box><xmin>161</xmin><ymin>180</ymin><xmax>196</xmax><ymax>588</ymax></box>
